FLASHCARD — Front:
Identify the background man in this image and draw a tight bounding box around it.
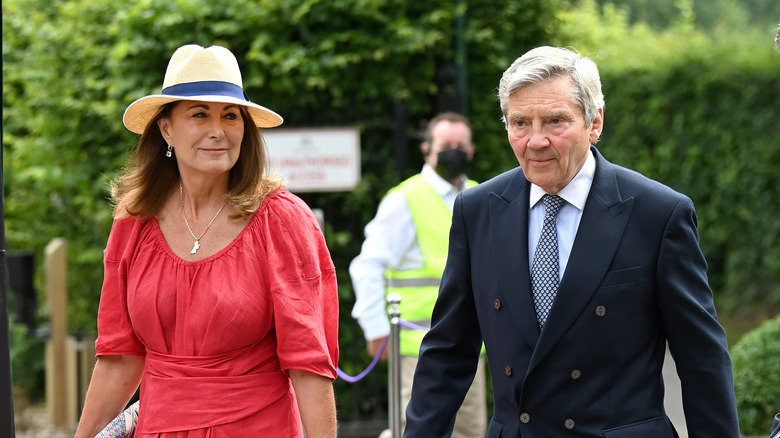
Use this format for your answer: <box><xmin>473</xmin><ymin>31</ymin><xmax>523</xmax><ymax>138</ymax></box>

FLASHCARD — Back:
<box><xmin>403</xmin><ymin>47</ymin><xmax>739</xmax><ymax>437</ymax></box>
<box><xmin>350</xmin><ymin>112</ymin><xmax>486</xmax><ymax>438</ymax></box>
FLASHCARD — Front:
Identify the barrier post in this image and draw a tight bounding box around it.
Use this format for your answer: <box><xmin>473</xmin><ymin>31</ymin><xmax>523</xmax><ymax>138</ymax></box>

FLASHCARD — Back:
<box><xmin>386</xmin><ymin>292</ymin><xmax>402</xmax><ymax>438</ymax></box>
<box><xmin>45</xmin><ymin>238</ymin><xmax>77</xmax><ymax>430</ymax></box>
<box><xmin>77</xmin><ymin>334</ymin><xmax>97</xmax><ymax>415</ymax></box>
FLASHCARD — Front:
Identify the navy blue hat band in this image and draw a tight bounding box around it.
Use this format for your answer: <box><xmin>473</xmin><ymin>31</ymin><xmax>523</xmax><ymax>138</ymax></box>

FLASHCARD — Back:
<box><xmin>162</xmin><ymin>80</ymin><xmax>247</xmax><ymax>101</ymax></box>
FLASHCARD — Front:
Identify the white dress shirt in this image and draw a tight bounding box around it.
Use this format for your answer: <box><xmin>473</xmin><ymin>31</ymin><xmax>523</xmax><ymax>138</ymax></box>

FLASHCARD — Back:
<box><xmin>350</xmin><ymin>165</ymin><xmax>467</xmax><ymax>340</ymax></box>
<box><xmin>528</xmin><ymin>150</ymin><xmax>596</xmax><ymax>279</ymax></box>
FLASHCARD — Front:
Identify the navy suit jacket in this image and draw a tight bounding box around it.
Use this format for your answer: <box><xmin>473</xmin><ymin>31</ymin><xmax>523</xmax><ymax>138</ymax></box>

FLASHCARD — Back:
<box><xmin>404</xmin><ymin>148</ymin><xmax>739</xmax><ymax>437</ymax></box>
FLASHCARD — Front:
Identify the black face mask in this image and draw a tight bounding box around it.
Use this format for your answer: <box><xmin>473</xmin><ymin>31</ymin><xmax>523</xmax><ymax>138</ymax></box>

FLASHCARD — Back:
<box><xmin>435</xmin><ymin>148</ymin><xmax>470</xmax><ymax>180</ymax></box>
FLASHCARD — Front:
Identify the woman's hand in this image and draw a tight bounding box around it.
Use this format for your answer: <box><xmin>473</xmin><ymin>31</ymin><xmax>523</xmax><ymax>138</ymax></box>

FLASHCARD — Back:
<box><xmin>74</xmin><ymin>354</ymin><xmax>144</xmax><ymax>438</ymax></box>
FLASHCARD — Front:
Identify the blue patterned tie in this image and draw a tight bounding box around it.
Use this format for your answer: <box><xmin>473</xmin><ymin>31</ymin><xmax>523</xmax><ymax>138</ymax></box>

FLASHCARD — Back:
<box><xmin>531</xmin><ymin>194</ymin><xmax>565</xmax><ymax>329</ymax></box>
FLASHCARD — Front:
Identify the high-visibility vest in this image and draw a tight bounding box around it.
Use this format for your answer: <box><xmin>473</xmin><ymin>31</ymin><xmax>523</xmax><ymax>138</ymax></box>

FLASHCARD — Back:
<box><xmin>386</xmin><ymin>174</ymin><xmax>478</xmax><ymax>355</ymax></box>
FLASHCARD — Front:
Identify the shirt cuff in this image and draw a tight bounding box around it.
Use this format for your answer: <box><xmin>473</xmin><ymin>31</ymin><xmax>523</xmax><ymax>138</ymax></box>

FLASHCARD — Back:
<box><xmin>357</xmin><ymin>310</ymin><xmax>391</xmax><ymax>341</ymax></box>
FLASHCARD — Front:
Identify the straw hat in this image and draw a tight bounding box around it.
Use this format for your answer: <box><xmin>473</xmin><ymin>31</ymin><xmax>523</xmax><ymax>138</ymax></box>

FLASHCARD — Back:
<box><xmin>122</xmin><ymin>44</ymin><xmax>283</xmax><ymax>134</ymax></box>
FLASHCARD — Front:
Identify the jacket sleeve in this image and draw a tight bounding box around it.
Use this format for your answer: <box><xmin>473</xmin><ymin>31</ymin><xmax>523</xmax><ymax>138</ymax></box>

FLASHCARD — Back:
<box><xmin>656</xmin><ymin>196</ymin><xmax>740</xmax><ymax>437</ymax></box>
<box><xmin>403</xmin><ymin>192</ymin><xmax>483</xmax><ymax>438</ymax></box>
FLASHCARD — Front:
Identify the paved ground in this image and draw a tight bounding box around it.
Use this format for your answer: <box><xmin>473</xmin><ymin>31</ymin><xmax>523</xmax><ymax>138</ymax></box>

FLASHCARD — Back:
<box><xmin>663</xmin><ymin>348</ymin><xmax>688</xmax><ymax>436</ymax></box>
<box><xmin>13</xmin><ymin>404</ymin><xmax>72</xmax><ymax>438</ymax></box>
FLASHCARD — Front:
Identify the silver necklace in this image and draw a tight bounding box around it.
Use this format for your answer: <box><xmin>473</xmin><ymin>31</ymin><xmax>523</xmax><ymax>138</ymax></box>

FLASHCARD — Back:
<box><xmin>179</xmin><ymin>183</ymin><xmax>228</xmax><ymax>254</ymax></box>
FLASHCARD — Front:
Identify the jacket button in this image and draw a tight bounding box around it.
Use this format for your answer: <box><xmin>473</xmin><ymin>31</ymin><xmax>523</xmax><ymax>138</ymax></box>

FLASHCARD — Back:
<box><xmin>520</xmin><ymin>413</ymin><xmax>531</xmax><ymax>423</ymax></box>
<box><xmin>564</xmin><ymin>419</ymin><xmax>575</xmax><ymax>429</ymax></box>
<box><xmin>505</xmin><ymin>365</ymin><xmax>512</xmax><ymax>376</ymax></box>
<box><xmin>494</xmin><ymin>298</ymin><xmax>501</xmax><ymax>309</ymax></box>
<box><xmin>595</xmin><ymin>305</ymin><xmax>606</xmax><ymax>317</ymax></box>
<box><xmin>571</xmin><ymin>369</ymin><xmax>582</xmax><ymax>380</ymax></box>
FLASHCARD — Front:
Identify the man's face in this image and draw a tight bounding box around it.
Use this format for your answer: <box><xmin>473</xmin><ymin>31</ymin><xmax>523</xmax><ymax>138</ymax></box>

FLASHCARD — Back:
<box><xmin>505</xmin><ymin>77</ymin><xmax>603</xmax><ymax>194</ymax></box>
<box><xmin>422</xmin><ymin>120</ymin><xmax>474</xmax><ymax>171</ymax></box>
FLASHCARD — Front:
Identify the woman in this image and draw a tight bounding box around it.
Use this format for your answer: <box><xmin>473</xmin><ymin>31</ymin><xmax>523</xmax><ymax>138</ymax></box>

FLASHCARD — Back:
<box><xmin>74</xmin><ymin>44</ymin><xmax>339</xmax><ymax>437</ymax></box>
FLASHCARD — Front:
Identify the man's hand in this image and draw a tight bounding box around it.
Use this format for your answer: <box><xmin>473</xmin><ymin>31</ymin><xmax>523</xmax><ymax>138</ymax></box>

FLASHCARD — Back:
<box><xmin>366</xmin><ymin>336</ymin><xmax>389</xmax><ymax>360</ymax></box>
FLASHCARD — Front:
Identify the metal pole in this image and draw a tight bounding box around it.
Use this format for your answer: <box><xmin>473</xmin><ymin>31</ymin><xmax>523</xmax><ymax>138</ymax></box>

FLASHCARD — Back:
<box><xmin>455</xmin><ymin>0</ymin><xmax>469</xmax><ymax>116</ymax></box>
<box><xmin>386</xmin><ymin>292</ymin><xmax>402</xmax><ymax>438</ymax></box>
<box><xmin>1</xmin><ymin>101</ymin><xmax>17</xmax><ymax>435</ymax></box>
<box><xmin>392</xmin><ymin>99</ymin><xmax>408</xmax><ymax>182</ymax></box>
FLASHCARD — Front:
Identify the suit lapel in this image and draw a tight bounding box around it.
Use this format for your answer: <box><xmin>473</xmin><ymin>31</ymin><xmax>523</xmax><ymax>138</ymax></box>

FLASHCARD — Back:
<box><xmin>529</xmin><ymin>148</ymin><xmax>635</xmax><ymax>372</ymax></box>
<box><xmin>488</xmin><ymin>168</ymin><xmax>541</xmax><ymax>349</ymax></box>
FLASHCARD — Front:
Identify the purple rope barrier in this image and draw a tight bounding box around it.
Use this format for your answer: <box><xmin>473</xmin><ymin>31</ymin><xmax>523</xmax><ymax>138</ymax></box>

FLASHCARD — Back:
<box><xmin>398</xmin><ymin>319</ymin><xmax>429</xmax><ymax>332</ymax></box>
<box><xmin>337</xmin><ymin>336</ymin><xmax>388</xmax><ymax>383</ymax></box>
<box><xmin>336</xmin><ymin>319</ymin><xmax>430</xmax><ymax>383</ymax></box>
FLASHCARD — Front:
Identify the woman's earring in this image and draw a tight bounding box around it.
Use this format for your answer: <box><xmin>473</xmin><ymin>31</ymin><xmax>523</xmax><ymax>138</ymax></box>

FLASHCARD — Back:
<box><xmin>166</xmin><ymin>144</ymin><xmax>173</xmax><ymax>158</ymax></box>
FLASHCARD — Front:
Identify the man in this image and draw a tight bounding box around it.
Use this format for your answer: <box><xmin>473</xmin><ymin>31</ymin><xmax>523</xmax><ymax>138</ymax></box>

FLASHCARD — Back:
<box><xmin>350</xmin><ymin>112</ymin><xmax>487</xmax><ymax>438</ymax></box>
<box><xmin>403</xmin><ymin>47</ymin><xmax>739</xmax><ymax>437</ymax></box>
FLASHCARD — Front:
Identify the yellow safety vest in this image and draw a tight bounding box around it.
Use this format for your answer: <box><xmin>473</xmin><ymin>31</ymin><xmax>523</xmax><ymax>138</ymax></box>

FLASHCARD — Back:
<box><xmin>386</xmin><ymin>174</ymin><xmax>478</xmax><ymax>355</ymax></box>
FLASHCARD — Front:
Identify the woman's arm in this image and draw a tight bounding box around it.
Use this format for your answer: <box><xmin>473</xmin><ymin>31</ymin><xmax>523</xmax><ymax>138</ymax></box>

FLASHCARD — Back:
<box><xmin>288</xmin><ymin>368</ymin><xmax>337</xmax><ymax>438</ymax></box>
<box><xmin>74</xmin><ymin>354</ymin><xmax>145</xmax><ymax>438</ymax></box>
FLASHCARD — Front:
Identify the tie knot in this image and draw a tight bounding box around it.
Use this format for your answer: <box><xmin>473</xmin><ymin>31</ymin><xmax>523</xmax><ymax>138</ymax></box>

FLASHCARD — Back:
<box><xmin>542</xmin><ymin>194</ymin><xmax>565</xmax><ymax>217</ymax></box>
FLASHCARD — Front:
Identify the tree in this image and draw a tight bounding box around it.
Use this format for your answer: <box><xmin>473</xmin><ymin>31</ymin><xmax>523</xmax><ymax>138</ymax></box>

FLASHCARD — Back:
<box><xmin>581</xmin><ymin>0</ymin><xmax>780</xmax><ymax>31</ymax></box>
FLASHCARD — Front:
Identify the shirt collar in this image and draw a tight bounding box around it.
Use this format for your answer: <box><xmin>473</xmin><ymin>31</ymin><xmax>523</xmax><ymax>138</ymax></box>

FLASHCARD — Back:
<box><xmin>530</xmin><ymin>149</ymin><xmax>596</xmax><ymax>211</ymax></box>
<box><xmin>421</xmin><ymin>164</ymin><xmax>468</xmax><ymax>196</ymax></box>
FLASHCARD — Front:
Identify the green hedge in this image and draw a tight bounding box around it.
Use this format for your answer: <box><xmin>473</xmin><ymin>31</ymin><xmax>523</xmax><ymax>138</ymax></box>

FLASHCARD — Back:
<box><xmin>600</xmin><ymin>55</ymin><xmax>780</xmax><ymax>312</ymax></box>
<box><xmin>732</xmin><ymin>314</ymin><xmax>780</xmax><ymax>435</ymax></box>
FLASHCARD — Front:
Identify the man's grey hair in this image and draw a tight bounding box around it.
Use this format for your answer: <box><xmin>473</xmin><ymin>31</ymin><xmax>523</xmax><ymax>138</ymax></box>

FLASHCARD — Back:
<box><xmin>498</xmin><ymin>46</ymin><xmax>605</xmax><ymax>128</ymax></box>
<box><xmin>775</xmin><ymin>21</ymin><xmax>779</xmax><ymax>49</ymax></box>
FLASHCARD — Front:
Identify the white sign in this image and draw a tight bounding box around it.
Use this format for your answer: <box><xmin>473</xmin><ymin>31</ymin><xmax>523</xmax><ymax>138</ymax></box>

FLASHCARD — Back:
<box><xmin>264</xmin><ymin>127</ymin><xmax>361</xmax><ymax>192</ymax></box>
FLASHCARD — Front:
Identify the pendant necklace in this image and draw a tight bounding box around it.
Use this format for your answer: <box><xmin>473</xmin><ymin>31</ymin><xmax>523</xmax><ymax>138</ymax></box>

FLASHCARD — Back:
<box><xmin>180</xmin><ymin>183</ymin><xmax>228</xmax><ymax>255</ymax></box>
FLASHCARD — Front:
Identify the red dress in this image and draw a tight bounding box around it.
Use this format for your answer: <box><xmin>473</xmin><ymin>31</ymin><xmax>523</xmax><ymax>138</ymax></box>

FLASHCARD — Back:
<box><xmin>95</xmin><ymin>190</ymin><xmax>339</xmax><ymax>437</ymax></box>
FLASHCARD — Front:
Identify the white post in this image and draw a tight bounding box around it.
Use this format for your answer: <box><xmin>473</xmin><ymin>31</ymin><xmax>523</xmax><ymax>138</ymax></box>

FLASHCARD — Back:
<box><xmin>386</xmin><ymin>292</ymin><xmax>402</xmax><ymax>438</ymax></box>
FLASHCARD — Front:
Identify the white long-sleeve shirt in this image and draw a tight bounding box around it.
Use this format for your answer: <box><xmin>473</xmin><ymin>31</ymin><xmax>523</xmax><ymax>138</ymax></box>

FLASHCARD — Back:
<box><xmin>350</xmin><ymin>165</ymin><xmax>467</xmax><ymax>340</ymax></box>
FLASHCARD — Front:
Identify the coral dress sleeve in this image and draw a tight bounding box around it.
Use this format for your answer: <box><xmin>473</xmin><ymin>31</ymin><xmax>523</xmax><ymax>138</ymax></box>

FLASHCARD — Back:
<box><xmin>260</xmin><ymin>192</ymin><xmax>339</xmax><ymax>380</ymax></box>
<box><xmin>95</xmin><ymin>216</ymin><xmax>146</xmax><ymax>357</ymax></box>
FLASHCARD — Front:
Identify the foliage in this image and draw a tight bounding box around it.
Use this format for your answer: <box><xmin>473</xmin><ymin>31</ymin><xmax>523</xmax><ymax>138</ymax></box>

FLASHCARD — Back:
<box><xmin>8</xmin><ymin>324</ymin><xmax>46</xmax><ymax>402</ymax></box>
<box><xmin>581</xmin><ymin>0</ymin><xmax>780</xmax><ymax>31</ymax></box>
<box><xmin>732</xmin><ymin>314</ymin><xmax>780</xmax><ymax>435</ymax></box>
<box><xmin>3</xmin><ymin>0</ymin><xmax>563</xmax><ymax>419</ymax></box>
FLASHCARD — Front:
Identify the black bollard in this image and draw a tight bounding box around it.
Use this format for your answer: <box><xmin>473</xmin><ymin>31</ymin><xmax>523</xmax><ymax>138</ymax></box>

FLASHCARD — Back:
<box><xmin>6</xmin><ymin>250</ymin><xmax>37</xmax><ymax>336</ymax></box>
